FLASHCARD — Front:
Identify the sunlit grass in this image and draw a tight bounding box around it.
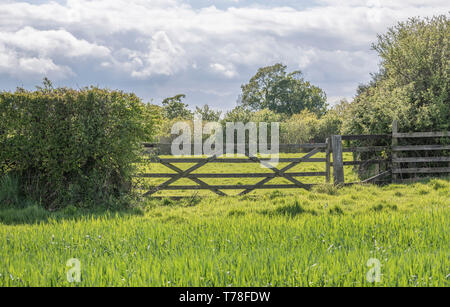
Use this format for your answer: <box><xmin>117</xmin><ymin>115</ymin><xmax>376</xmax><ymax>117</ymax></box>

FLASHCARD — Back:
<box><xmin>0</xmin><ymin>178</ymin><xmax>448</xmax><ymax>287</ymax></box>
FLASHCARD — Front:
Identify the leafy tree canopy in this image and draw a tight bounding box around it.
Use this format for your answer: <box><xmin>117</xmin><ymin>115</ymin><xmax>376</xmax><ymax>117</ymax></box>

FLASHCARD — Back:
<box><xmin>195</xmin><ymin>104</ymin><xmax>222</xmax><ymax>122</ymax></box>
<box><xmin>345</xmin><ymin>15</ymin><xmax>449</xmax><ymax>134</ymax></box>
<box><xmin>162</xmin><ymin>94</ymin><xmax>193</xmax><ymax>120</ymax></box>
<box><xmin>239</xmin><ymin>63</ymin><xmax>328</xmax><ymax>116</ymax></box>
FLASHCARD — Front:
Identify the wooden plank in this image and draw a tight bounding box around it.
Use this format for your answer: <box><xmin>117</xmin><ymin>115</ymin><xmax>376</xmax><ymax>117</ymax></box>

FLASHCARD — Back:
<box><xmin>361</xmin><ymin>171</ymin><xmax>391</xmax><ymax>183</ymax></box>
<box><xmin>331</xmin><ymin>135</ymin><xmax>344</xmax><ymax>185</ymax></box>
<box><xmin>278</xmin><ymin>143</ymin><xmax>327</xmax><ymax>149</ymax></box>
<box><xmin>325</xmin><ymin>138</ymin><xmax>331</xmax><ymax>183</ymax></box>
<box><xmin>160</xmin><ymin>161</ymin><xmax>227</xmax><ymax>196</ymax></box>
<box><xmin>392</xmin><ymin>157</ymin><xmax>450</xmax><ymax>163</ymax></box>
<box><xmin>391</xmin><ymin>121</ymin><xmax>399</xmax><ymax>183</ymax></box>
<box><xmin>238</xmin><ymin>152</ymin><xmax>315</xmax><ymax>195</ymax></box>
<box><xmin>341</xmin><ymin>134</ymin><xmax>391</xmax><ymax>141</ymax></box>
<box><xmin>393</xmin><ymin>131</ymin><xmax>450</xmax><ymax>138</ymax></box>
<box><xmin>143</xmin><ymin>154</ymin><xmax>219</xmax><ymax>196</ymax></box>
<box><xmin>343</xmin><ymin>146</ymin><xmax>387</xmax><ymax>153</ymax></box>
<box><xmin>392</xmin><ymin>145</ymin><xmax>450</xmax><ymax>151</ymax></box>
<box><xmin>143</xmin><ymin>143</ymin><xmax>327</xmax><ymax>149</ymax></box>
<box><xmin>151</xmin><ymin>158</ymin><xmax>326</xmax><ymax>163</ymax></box>
<box><xmin>339</xmin><ymin>160</ymin><xmax>388</xmax><ymax>166</ymax></box>
<box><xmin>138</xmin><ymin>172</ymin><xmax>327</xmax><ymax>178</ymax></box>
<box><xmin>143</xmin><ymin>143</ymin><xmax>328</xmax><ymax>151</ymax></box>
<box><xmin>188</xmin><ymin>177</ymin><xmax>227</xmax><ymax>196</ymax></box>
<box><xmin>146</xmin><ymin>184</ymin><xmax>314</xmax><ymax>190</ymax></box>
<box><xmin>392</xmin><ymin>167</ymin><xmax>450</xmax><ymax>174</ymax></box>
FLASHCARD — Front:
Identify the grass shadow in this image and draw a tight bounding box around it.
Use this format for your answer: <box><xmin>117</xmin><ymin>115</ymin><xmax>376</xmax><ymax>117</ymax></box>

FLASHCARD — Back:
<box><xmin>0</xmin><ymin>204</ymin><xmax>144</xmax><ymax>226</ymax></box>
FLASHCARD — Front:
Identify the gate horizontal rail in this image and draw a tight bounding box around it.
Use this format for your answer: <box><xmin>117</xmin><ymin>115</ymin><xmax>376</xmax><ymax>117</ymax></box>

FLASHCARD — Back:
<box><xmin>145</xmin><ymin>157</ymin><xmax>326</xmax><ymax>163</ymax></box>
<box><xmin>138</xmin><ymin>124</ymin><xmax>450</xmax><ymax>196</ymax></box>
<box><xmin>144</xmin><ymin>184</ymin><xmax>314</xmax><ymax>190</ymax></box>
<box><xmin>138</xmin><ymin>146</ymin><xmax>327</xmax><ymax>196</ymax></box>
<box><xmin>139</xmin><ymin>172</ymin><xmax>327</xmax><ymax>178</ymax></box>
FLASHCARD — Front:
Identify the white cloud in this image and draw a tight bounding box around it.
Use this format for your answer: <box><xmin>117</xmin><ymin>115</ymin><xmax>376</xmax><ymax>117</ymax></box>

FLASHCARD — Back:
<box><xmin>0</xmin><ymin>0</ymin><xmax>448</xmax><ymax>106</ymax></box>
<box><xmin>0</xmin><ymin>27</ymin><xmax>110</xmax><ymax>58</ymax></box>
<box><xmin>210</xmin><ymin>63</ymin><xmax>237</xmax><ymax>78</ymax></box>
<box><xmin>0</xmin><ymin>42</ymin><xmax>73</xmax><ymax>78</ymax></box>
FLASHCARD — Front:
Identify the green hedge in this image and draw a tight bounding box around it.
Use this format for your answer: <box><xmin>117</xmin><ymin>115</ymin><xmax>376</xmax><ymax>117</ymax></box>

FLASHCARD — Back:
<box><xmin>0</xmin><ymin>82</ymin><xmax>158</xmax><ymax>208</ymax></box>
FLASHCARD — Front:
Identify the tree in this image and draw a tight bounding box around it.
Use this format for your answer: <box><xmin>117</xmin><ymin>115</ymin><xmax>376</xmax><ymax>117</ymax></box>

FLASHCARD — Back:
<box><xmin>222</xmin><ymin>106</ymin><xmax>253</xmax><ymax>124</ymax></box>
<box><xmin>162</xmin><ymin>94</ymin><xmax>193</xmax><ymax>120</ymax></box>
<box><xmin>345</xmin><ymin>15</ymin><xmax>449</xmax><ymax>134</ymax></box>
<box><xmin>194</xmin><ymin>104</ymin><xmax>222</xmax><ymax>122</ymax></box>
<box><xmin>239</xmin><ymin>63</ymin><xmax>328</xmax><ymax>116</ymax></box>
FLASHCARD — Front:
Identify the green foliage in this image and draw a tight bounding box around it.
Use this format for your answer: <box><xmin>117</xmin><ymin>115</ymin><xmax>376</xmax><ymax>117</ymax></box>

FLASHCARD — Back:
<box><xmin>239</xmin><ymin>63</ymin><xmax>328</xmax><ymax>116</ymax></box>
<box><xmin>222</xmin><ymin>106</ymin><xmax>253</xmax><ymax>123</ymax></box>
<box><xmin>345</xmin><ymin>15</ymin><xmax>449</xmax><ymax>134</ymax></box>
<box><xmin>249</xmin><ymin>109</ymin><xmax>285</xmax><ymax>123</ymax></box>
<box><xmin>343</xmin><ymin>83</ymin><xmax>414</xmax><ymax>134</ymax></box>
<box><xmin>194</xmin><ymin>104</ymin><xmax>222</xmax><ymax>122</ymax></box>
<box><xmin>317</xmin><ymin>104</ymin><xmax>345</xmax><ymax>139</ymax></box>
<box><xmin>162</xmin><ymin>94</ymin><xmax>193</xmax><ymax>120</ymax></box>
<box><xmin>0</xmin><ymin>82</ymin><xmax>158</xmax><ymax>208</ymax></box>
<box><xmin>0</xmin><ymin>174</ymin><xmax>21</xmax><ymax>208</ymax></box>
<box><xmin>280</xmin><ymin>110</ymin><xmax>321</xmax><ymax>143</ymax></box>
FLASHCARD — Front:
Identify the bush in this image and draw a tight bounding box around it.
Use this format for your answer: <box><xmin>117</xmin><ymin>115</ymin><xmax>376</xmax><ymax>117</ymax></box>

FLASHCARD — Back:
<box><xmin>0</xmin><ymin>81</ymin><xmax>158</xmax><ymax>208</ymax></box>
<box><xmin>0</xmin><ymin>174</ymin><xmax>21</xmax><ymax>208</ymax></box>
<box><xmin>343</xmin><ymin>15</ymin><xmax>449</xmax><ymax>135</ymax></box>
<box><xmin>280</xmin><ymin>110</ymin><xmax>321</xmax><ymax>144</ymax></box>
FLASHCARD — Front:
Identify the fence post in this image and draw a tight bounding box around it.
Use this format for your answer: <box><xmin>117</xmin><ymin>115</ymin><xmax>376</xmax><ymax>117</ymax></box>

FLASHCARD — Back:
<box><xmin>331</xmin><ymin>135</ymin><xmax>344</xmax><ymax>185</ymax></box>
<box><xmin>392</xmin><ymin>120</ymin><xmax>399</xmax><ymax>183</ymax></box>
<box><xmin>325</xmin><ymin>137</ymin><xmax>331</xmax><ymax>183</ymax></box>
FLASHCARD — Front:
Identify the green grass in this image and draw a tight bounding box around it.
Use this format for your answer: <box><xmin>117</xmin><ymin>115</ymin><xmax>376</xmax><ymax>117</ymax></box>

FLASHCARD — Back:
<box><xmin>0</xmin><ymin>178</ymin><xmax>449</xmax><ymax>287</ymax></box>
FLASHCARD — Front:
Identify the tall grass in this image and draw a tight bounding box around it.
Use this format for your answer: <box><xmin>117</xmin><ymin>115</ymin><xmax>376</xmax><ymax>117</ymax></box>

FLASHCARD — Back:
<box><xmin>0</xmin><ymin>178</ymin><xmax>448</xmax><ymax>287</ymax></box>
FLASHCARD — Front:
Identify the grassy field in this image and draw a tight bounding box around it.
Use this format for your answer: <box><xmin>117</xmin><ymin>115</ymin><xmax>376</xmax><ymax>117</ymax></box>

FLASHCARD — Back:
<box><xmin>0</xmin><ymin>177</ymin><xmax>448</xmax><ymax>287</ymax></box>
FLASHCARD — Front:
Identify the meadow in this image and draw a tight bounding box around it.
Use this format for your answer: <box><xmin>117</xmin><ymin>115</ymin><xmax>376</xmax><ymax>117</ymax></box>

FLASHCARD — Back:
<box><xmin>0</xmin><ymin>176</ymin><xmax>448</xmax><ymax>287</ymax></box>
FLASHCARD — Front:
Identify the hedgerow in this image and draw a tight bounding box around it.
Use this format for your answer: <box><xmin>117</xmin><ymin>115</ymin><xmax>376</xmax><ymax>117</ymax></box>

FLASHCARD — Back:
<box><xmin>0</xmin><ymin>80</ymin><xmax>158</xmax><ymax>208</ymax></box>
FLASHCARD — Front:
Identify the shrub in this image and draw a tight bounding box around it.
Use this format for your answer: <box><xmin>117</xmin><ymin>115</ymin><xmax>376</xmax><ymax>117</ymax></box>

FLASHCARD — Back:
<box><xmin>0</xmin><ymin>174</ymin><xmax>21</xmax><ymax>208</ymax></box>
<box><xmin>0</xmin><ymin>81</ymin><xmax>158</xmax><ymax>208</ymax></box>
<box><xmin>343</xmin><ymin>15</ymin><xmax>449</xmax><ymax>135</ymax></box>
<box><xmin>280</xmin><ymin>110</ymin><xmax>321</xmax><ymax>144</ymax></box>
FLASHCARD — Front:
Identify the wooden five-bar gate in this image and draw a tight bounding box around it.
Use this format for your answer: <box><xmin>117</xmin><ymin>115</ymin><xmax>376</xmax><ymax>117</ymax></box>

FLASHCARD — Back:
<box><xmin>140</xmin><ymin>143</ymin><xmax>329</xmax><ymax>196</ymax></box>
<box><xmin>138</xmin><ymin>121</ymin><xmax>450</xmax><ymax>196</ymax></box>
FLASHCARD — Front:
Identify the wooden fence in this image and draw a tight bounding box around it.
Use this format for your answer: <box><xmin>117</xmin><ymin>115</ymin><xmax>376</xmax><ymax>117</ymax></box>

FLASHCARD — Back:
<box><xmin>138</xmin><ymin>122</ymin><xmax>449</xmax><ymax>196</ymax></box>
<box><xmin>391</xmin><ymin>121</ymin><xmax>450</xmax><ymax>183</ymax></box>
<box><xmin>338</xmin><ymin>134</ymin><xmax>391</xmax><ymax>184</ymax></box>
<box><xmin>140</xmin><ymin>143</ymin><xmax>328</xmax><ymax>196</ymax></box>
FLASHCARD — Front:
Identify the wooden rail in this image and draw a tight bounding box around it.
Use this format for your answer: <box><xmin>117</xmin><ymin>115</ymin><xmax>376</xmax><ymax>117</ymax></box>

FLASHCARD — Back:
<box><xmin>391</xmin><ymin>121</ymin><xmax>450</xmax><ymax>183</ymax></box>
<box><xmin>139</xmin><ymin>123</ymin><xmax>449</xmax><ymax>196</ymax></box>
<box><xmin>332</xmin><ymin>134</ymin><xmax>390</xmax><ymax>185</ymax></box>
<box><xmin>139</xmin><ymin>145</ymin><xmax>327</xmax><ymax>196</ymax></box>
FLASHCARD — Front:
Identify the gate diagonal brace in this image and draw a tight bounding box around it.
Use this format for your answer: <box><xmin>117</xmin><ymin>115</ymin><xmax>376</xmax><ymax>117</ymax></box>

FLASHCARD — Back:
<box><xmin>238</xmin><ymin>148</ymin><xmax>320</xmax><ymax>196</ymax></box>
<box><xmin>160</xmin><ymin>162</ymin><xmax>226</xmax><ymax>196</ymax></box>
<box><xmin>144</xmin><ymin>153</ymin><xmax>224</xmax><ymax>196</ymax></box>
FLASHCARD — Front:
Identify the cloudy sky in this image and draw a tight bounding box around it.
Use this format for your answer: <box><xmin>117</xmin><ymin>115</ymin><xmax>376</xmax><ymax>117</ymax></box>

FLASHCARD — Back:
<box><xmin>0</xmin><ymin>0</ymin><xmax>449</xmax><ymax>111</ymax></box>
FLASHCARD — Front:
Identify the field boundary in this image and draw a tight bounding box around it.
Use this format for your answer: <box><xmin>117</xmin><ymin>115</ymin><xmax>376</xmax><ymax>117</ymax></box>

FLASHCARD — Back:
<box><xmin>138</xmin><ymin>121</ymin><xmax>449</xmax><ymax>196</ymax></box>
<box><xmin>140</xmin><ymin>145</ymin><xmax>327</xmax><ymax>196</ymax></box>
